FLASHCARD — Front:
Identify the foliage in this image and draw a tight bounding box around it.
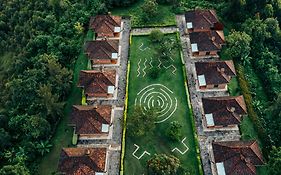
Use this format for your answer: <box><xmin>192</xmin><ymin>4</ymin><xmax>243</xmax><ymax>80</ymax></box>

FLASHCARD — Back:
<box><xmin>0</xmin><ymin>0</ymin><xmax>107</xmax><ymax>173</ymax></box>
<box><xmin>267</xmin><ymin>93</ymin><xmax>281</xmax><ymax>146</ymax></box>
<box><xmin>141</xmin><ymin>0</ymin><xmax>159</xmax><ymax>21</ymax></box>
<box><xmin>150</xmin><ymin>30</ymin><xmax>164</xmax><ymax>43</ymax></box>
<box><xmin>225</xmin><ymin>31</ymin><xmax>252</xmax><ymax>63</ymax></box>
<box><xmin>149</xmin><ymin>67</ymin><xmax>161</xmax><ymax>79</ymax></box>
<box><xmin>235</xmin><ymin>64</ymin><xmax>270</xmax><ymax>154</ymax></box>
<box><xmin>127</xmin><ymin>105</ymin><xmax>158</xmax><ymax>137</ymax></box>
<box><xmin>268</xmin><ymin>146</ymin><xmax>281</xmax><ymax>175</ymax></box>
<box><xmin>147</xmin><ymin>154</ymin><xmax>180</xmax><ymax>175</ymax></box>
<box><xmin>0</xmin><ymin>163</ymin><xmax>30</xmax><ymax>175</ymax></box>
<box><xmin>36</xmin><ymin>141</ymin><xmax>53</xmax><ymax>156</ymax></box>
<box><xmin>166</xmin><ymin>121</ymin><xmax>183</xmax><ymax>141</ymax></box>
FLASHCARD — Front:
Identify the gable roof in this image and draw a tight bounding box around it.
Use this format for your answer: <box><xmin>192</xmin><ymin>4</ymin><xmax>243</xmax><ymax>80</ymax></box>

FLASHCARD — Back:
<box><xmin>185</xmin><ymin>9</ymin><xmax>221</xmax><ymax>31</ymax></box>
<box><xmin>212</xmin><ymin>140</ymin><xmax>264</xmax><ymax>175</ymax></box>
<box><xmin>89</xmin><ymin>15</ymin><xmax>121</xmax><ymax>35</ymax></box>
<box><xmin>195</xmin><ymin>60</ymin><xmax>236</xmax><ymax>85</ymax></box>
<box><xmin>190</xmin><ymin>30</ymin><xmax>225</xmax><ymax>52</ymax></box>
<box><xmin>85</xmin><ymin>40</ymin><xmax>119</xmax><ymax>60</ymax></box>
<box><xmin>70</xmin><ymin>105</ymin><xmax>112</xmax><ymax>135</ymax></box>
<box><xmin>202</xmin><ymin>96</ymin><xmax>247</xmax><ymax>126</ymax></box>
<box><xmin>78</xmin><ymin>70</ymin><xmax>116</xmax><ymax>97</ymax></box>
<box><xmin>58</xmin><ymin>147</ymin><xmax>107</xmax><ymax>175</ymax></box>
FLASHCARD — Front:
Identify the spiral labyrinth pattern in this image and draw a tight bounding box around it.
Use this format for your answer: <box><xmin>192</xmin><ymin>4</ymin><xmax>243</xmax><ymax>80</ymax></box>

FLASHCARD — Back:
<box><xmin>135</xmin><ymin>84</ymin><xmax>177</xmax><ymax>123</ymax></box>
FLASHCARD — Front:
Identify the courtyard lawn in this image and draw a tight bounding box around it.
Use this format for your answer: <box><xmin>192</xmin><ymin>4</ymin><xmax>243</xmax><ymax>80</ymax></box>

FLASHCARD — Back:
<box><xmin>38</xmin><ymin>32</ymin><xmax>91</xmax><ymax>175</ymax></box>
<box><xmin>124</xmin><ymin>34</ymin><xmax>200</xmax><ymax>174</ymax></box>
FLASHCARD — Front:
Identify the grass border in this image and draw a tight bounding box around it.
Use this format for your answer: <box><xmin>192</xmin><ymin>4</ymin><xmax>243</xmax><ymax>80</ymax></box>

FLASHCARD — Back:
<box><xmin>182</xmin><ymin>65</ymin><xmax>204</xmax><ymax>175</ymax></box>
<box><xmin>120</xmin><ymin>61</ymin><xmax>130</xmax><ymax>175</ymax></box>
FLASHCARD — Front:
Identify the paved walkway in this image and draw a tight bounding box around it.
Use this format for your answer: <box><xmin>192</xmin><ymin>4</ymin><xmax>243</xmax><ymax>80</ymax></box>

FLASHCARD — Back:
<box><xmin>176</xmin><ymin>15</ymin><xmax>241</xmax><ymax>175</ymax></box>
<box><xmin>80</xmin><ymin>18</ymin><xmax>131</xmax><ymax>175</ymax></box>
<box><xmin>131</xmin><ymin>26</ymin><xmax>178</xmax><ymax>35</ymax></box>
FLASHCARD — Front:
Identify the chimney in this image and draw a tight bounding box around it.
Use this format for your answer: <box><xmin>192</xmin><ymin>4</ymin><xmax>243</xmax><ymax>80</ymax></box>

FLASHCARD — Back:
<box><xmin>211</xmin><ymin>36</ymin><xmax>215</xmax><ymax>41</ymax></box>
<box><xmin>217</xmin><ymin>67</ymin><xmax>225</xmax><ymax>73</ymax></box>
<box><xmin>85</xmin><ymin>149</ymin><xmax>91</xmax><ymax>155</ymax></box>
<box><xmin>108</xmin><ymin>12</ymin><xmax>112</xmax><ymax>16</ymax></box>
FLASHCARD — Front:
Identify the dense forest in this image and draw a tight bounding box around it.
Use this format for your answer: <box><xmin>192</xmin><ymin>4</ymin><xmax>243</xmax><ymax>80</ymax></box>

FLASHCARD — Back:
<box><xmin>221</xmin><ymin>0</ymin><xmax>281</xmax><ymax>174</ymax></box>
<box><xmin>0</xmin><ymin>0</ymin><xmax>281</xmax><ymax>174</ymax></box>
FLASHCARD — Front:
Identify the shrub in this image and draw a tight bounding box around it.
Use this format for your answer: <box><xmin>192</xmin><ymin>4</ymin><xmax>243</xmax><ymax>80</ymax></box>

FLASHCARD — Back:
<box><xmin>166</xmin><ymin>121</ymin><xmax>182</xmax><ymax>141</ymax></box>
<box><xmin>149</xmin><ymin>29</ymin><xmax>164</xmax><ymax>43</ymax></box>
<box><xmin>149</xmin><ymin>67</ymin><xmax>160</xmax><ymax>79</ymax></box>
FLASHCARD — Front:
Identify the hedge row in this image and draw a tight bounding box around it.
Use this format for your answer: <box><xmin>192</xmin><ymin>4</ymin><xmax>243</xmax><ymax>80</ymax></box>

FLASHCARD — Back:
<box><xmin>182</xmin><ymin>66</ymin><xmax>204</xmax><ymax>175</ymax></box>
<box><xmin>119</xmin><ymin>60</ymin><xmax>130</xmax><ymax>175</ymax></box>
<box><xmin>235</xmin><ymin>63</ymin><xmax>271</xmax><ymax>157</ymax></box>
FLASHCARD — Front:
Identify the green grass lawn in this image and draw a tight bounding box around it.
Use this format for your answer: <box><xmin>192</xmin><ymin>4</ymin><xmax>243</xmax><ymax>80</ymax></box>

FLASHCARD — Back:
<box><xmin>111</xmin><ymin>0</ymin><xmax>176</xmax><ymax>27</ymax></box>
<box><xmin>38</xmin><ymin>32</ymin><xmax>91</xmax><ymax>175</ymax></box>
<box><xmin>124</xmin><ymin>34</ymin><xmax>200</xmax><ymax>174</ymax></box>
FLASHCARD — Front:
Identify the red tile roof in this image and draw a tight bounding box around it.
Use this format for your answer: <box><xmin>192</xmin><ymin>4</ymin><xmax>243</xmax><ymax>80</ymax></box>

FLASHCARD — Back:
<box><xmin>78</xmin><ymin>70</ymin><xmax>116</xmax><ymax>97</ymax></box>
<box><xmin>85</xmin><ymin>40</ymin><xmax>119</xmax><ymax>61</ymax></box>
<box><xmin>190</xmin><ymin>30</ymin><xmax>225</xmax><ymax>52</ymax></box>
<box><xmin>58</xmin><ymin>147</ymin><xmax>107</xmax><ymax>175</ymax></box>
<box><xmin>202</xmin><ymin>96</ymin><xmax>247</xmax><ymax>126</ymax></box>
<box><xmin>70</xmin><ymin>105</ymin><xmax>112</xmax><ymax>135</ymax></box>
<box><xmin>212</xmin><ymin>140</ymin><xmax>264</xmax><ymax>175</ymax></box>
<box><xmin>89</xmin><ymin>15</ymin><xmax>121</xmax><ymax>36</ymax></box>
<box><xmin>195</xmin><ymin>60</ymin><xmax>236</xmax><ymax>85</ymax></box>
<box><xmin>185</xmin><ymin>9</ymin><xmax>223</xmax><ymax>31</ymax></box>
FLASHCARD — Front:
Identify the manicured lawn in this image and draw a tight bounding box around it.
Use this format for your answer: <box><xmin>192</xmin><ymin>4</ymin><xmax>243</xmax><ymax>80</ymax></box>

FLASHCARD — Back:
<box><xmin>111</xmin><ymin>0</ymin><xmax>176</xmax><ymax>27</ymax></box>
<box><xmin>124</xmin><ymin>34</ymin><xmax>200</xmax><ymax>174</ymax></box>
<box><xmin>38</xmin><ymin>32</ymin><xmax>91</xmax><ymax>175</ymax></box>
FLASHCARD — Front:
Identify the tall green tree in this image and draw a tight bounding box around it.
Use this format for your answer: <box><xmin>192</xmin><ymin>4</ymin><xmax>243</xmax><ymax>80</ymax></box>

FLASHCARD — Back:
<box><xmin>0</xmin><ymin>163</ymin><xmax>30</xmax><ymax>175</ymax></box>
<box><xmin>127</xmin><ymin>106</ymin><xmax>158</xmax><ymax>137</ymax></box>
<box><xmin>147</xmin><ymin>154</ymin><xmax>180</xmax><ymax>175</ymax></box>
<box><xmin>141</xmin><ymin>0</ymin><xmax>158</xmax><ymax>21</ymax></box>
<box><xmin>225</xmin><ymin>31</ymin><xmax>252</xmax><ymax>64</ymax></box>
<box><xmin>268</xmin><ymin>146</ymin><xmax>281</xmax><ymax>175</ymax></box>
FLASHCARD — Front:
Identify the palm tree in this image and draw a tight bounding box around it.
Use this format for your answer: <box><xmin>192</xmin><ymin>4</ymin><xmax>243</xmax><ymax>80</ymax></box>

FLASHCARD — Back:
<box><xmin>36</xmin><ymin>140</ymin><xmax>53</xmax><ymax>156</ymax></box>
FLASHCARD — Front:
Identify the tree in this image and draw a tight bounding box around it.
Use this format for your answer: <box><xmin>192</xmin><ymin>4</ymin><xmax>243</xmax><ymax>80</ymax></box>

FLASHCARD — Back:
<box><xmin>268</xmin><ymin>146</ymin><xmax>281</xmax><ymax>175</ymax></box>
<box><xmin>127</xmin><ymin>106</ymin><xmax>158</xmax><ymax>137</ymax></box>
<box><xmin>74</xmin><ymin>22</ymin><xmax>84</xmax><ymax>34</ymax></box>
<box><xmin>0</xmin><ymin>128</ymin><xmax>11</xmax><ymax>150</ymax></box>
<box><xmin>36</xmin><ymin>140</ymin><xmax>53</xmax><ymax>156</ymax></box>
<box><xmin>150</xmin><ymin>30</ymin><xmax>164</xmax><ymax>43</ymax></box>
<box><xmin>37</xmin><ymin>84</ymin><xmax>65</xmax><ymax>122</ymax></box>
<box><xmin>264</xmin><ymin>4</ymin><xmax>274</xmax><ymax>18</ymax></box>
<box><xmin>149</xmin><ymin>67</ymin><xmax>160</xmax><ymax>79</ymax></box>
<box><xmin>265</xmin><ymin>18</ymin><xmax>280</xmax><ymax>38</ymax></box>
<box><xmin>166</xmin><ymin>121</ymin><xmax>182</xmax><ymax>141</ymax></box>
<box><xmin>8</xmin><ymin>114</ymin><xmax>51</xmax><ymax>140</ymax></box>
<box><xmin>147</xmin><ymin>154</ymin><xmax>180</xmax><ymax>175</ymax></box>
<box><xmin>267</xmin><ymin>93</ymin><xmax>281</xmax><ymax>145</ymax></box>
<box><xmin>0</xmin><ymin>164</ymin><xmax>30</xmax><ymax>175</ymax></box>
<box><xmin>141</xmin><ymin>0</ymin><xmax>158</xmax><ymax>21</ymax></box>
<box><xmin>225</xmin><ymin>31</ymin><xmax>252</xmax><ymax>64</ymax></box>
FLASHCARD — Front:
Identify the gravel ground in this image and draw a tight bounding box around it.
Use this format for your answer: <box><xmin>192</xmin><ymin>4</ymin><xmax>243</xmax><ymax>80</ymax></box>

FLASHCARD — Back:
<box><xmin>176</xmin><ymin>15</ymin><xmax>241</xmax><ymax>175</ymax></box>
<box><xmin>80</xmin><ymin>18</ymin><xmax>131</xmax><ymax>175</ymax></box>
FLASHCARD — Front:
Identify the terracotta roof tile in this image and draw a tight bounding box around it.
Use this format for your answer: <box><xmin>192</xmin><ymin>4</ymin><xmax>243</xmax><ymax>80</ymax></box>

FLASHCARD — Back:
<box><xmin>185</xmin><ymin>9</ymin><xmax>223</xmax><ymax>31</ymax></box>
<box><xmin>89</xmin><ymin>15</ymin><xmax>121</xmax><ymax>36</ymax></box>
<box><xmin>195</xmin><ymin>60</ymin><xmax>236</xmax><ymax>85</ymax></box>
<box><xmin>58</xmin><ymin>147</ymin><xmax>107</xmax><ymax>175</ymax></box>
<box><xmin>85</xmin><ymin>40</ymin><xmax>119</xmax><ymax>60</ymax></box>
<box><xmin>70</xmin><ymin>105</ymin><xmax>112</xmax><ymax>135</ymax></box>
<box><xmin>202</xmin><ymin>96</ymin><xmax>247</xmax><ymax>126</ymax></box>
<box><xmin>212</xmin><ymin>140</ymin><xmax>264</xmax><ymax>175</ymax></box>
<box><xmin>190</xmin><ymin>30</ymin><xmax>225</xmax><ymax>52</ymax></box>
<box><xmin>78</xmin><ymin>70</ymin><xmax>116</xmax><ymax>97</ymax></box>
